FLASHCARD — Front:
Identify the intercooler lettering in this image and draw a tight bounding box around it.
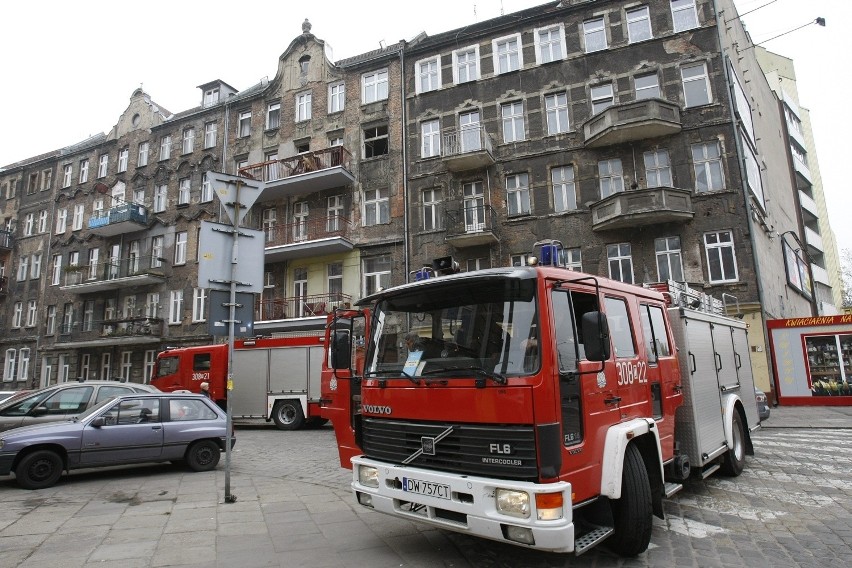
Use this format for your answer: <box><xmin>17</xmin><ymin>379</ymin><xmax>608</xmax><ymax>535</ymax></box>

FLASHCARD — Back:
<box><xmin>481</xmin><ymin>457</ymin><xmax>523</xmax><ymax>466</ymax></box>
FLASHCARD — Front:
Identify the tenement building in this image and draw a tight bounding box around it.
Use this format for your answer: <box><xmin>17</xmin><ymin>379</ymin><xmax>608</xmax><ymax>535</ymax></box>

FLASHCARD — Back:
<box><xmin>0</xmin><ymin>1</ymin><xmax>838</xmax><ymax>400</ymax></box>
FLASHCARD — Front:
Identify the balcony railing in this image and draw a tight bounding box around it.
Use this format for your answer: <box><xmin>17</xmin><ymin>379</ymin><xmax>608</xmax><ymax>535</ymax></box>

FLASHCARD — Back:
<box><xmin>256</xmin><ymin>292</ymin><xmax>352</xmax><ymax>321</ymax></box>
<box><xmin>58</xmin><ymin>317</ymin><xmax>164</xmax><ymax>344</ymax></box>
<box><xmin>88</xmin><ymin>202</ymin><xmax>149</xmax><ymax>236</ymax></box>
<box><xmin>61</xmin><ymin>255</ymin><xmax>170</xmax><ymax>293</ymax></box>
<box><xmin>0</xmin><ymin>229</ymin><xmax>11</xmax><ymax>250</ymax></box>
<box><xmin>590</xmin><ymin>186</ymin><xmax>694</xmax><ymax>231</ymax></box>
<box><xmin>263</xmin><ymin>216</ymin><xmax>354</xmax><ymax>262</ymax></box>
<box><xmin>441</xmin><ymin>126</ymin><xmax>495</xmax><ymax>172</ymax></box>
<box><xmin>583</xmin><ymin>99</ymin><xmax>682</xmax><ymax>148</ymax></box>
<box><xmin>444</xmin><ymin>204</ymin><xmax>499</xmax><ymax>247</ymax></box>
<box><xmin>238</xmin><ymin>147</ymin><xmax>356</xmax><ymax>201</ymax></box>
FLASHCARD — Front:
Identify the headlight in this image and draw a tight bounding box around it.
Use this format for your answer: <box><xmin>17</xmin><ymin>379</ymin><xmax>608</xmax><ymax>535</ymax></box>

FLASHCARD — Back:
<box><xmin>496</xmin><ymin>488</ymin><xmax>530</xmax><ymax>519</ymax></box>
<box><xmin>358</xmin><ymin>465</ymin><xmax>379</xmax><ymax>488</ymax></box>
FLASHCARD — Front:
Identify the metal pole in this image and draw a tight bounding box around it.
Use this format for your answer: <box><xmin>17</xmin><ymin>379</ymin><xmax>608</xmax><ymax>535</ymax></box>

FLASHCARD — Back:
<box><xmin>224</xmin><ymin>181</ymin><xmax>240</xmax><ymax>504</ymax></box>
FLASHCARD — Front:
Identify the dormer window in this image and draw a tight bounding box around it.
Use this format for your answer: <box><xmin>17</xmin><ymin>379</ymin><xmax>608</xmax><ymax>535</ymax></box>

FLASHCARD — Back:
<box><xmin>203</xmin><ymin>87</ymin><xmax>220</xmax><ymax>107</ymax></box>
<box><xmin>299</xmin><ymin>55</ymin><xmax>311</xmax><ymax>76</ymax></box>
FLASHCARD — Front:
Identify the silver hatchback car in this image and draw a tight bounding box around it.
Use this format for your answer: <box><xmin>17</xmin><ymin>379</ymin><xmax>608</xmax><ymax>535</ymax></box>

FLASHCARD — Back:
<box><xmin>0</xmin><ymin>393</ymin><xmax>233</xmax><ymax>489</ymax></box>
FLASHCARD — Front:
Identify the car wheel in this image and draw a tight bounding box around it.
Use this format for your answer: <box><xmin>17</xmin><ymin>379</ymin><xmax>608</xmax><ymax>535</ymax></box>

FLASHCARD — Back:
<box><xmin>16</xmin><ymin>449</ymin><xmax>64</xmax><ymax>490</ymax></box>
<box><xmin>272</xmin><ymin>400</ymin><xmax>305</xmax><ymax>430</ymax></box>
<box><xmin>186</xmin><ymin>440</ymin><xmax>221</xmax><ymax>472</ymax></box>
<box><xmin>720</xmin><ymin>410</ymin><xmax>746</xmax><ymax>477</ymax></box>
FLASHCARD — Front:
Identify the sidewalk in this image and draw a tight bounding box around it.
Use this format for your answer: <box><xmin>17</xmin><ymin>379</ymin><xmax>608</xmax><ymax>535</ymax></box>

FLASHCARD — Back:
<box><xmin>760</xmin><ymin>404</ymin><xmax>852</xmax><ymax>428</ymax></box>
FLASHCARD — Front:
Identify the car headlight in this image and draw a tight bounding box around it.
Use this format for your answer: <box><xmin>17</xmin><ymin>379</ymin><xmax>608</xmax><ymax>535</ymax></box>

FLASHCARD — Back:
<box><xmin>496</xmin><ymin>488</ymin><xmax>530</xmax><ymax>519</ymax></box>
<box><xmin>358</xmin><ymin>465</ymin><xmax>379</xmax><ymax>488</ymax></box>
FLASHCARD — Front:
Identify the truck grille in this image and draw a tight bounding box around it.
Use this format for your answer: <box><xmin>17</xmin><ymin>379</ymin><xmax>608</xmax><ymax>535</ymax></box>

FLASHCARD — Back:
<box><xmin>361</xmin><ymin>418</ymin><xmax>539</xmax><ymax>481</ymax></box>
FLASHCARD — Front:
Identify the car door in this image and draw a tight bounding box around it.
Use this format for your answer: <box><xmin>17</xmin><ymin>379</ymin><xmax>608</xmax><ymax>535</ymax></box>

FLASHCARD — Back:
<box><xmin>79</xmin><ymin>397</ymin><xmax>163</xmax><ymax>465</ymax></box>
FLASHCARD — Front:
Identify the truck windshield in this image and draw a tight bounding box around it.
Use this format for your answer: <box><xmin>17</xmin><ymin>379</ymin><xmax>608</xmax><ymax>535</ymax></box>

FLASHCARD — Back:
<box><xmin>366</xmin><ymin>277</ymin><xmax>538</xmax><ymax>380</ymax></box>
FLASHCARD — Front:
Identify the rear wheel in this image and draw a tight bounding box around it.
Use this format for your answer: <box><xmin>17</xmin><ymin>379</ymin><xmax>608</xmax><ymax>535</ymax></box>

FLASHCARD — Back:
<box><xmin>608</xmin><ymin>443</ymin><xmax>653</xmax><ymax>557</ymax></box>
<box><xmin>272</xmin><ymin>400</ymin><xmax>305</xmax><ymax>430</ymax></box>
<box><xmin>720</xmin><ymin>411</ymin><xmax>746</xmax><ymax>476</ymax></box>
<box><xmin>16</xmin><ymin>450</ymin><xmax>64</xmax><ymax>490</ymax></box>
<box><xmin>186</xmin><ymin>440</ymin><xmax>221</xmax><ymax>472</ymax></box>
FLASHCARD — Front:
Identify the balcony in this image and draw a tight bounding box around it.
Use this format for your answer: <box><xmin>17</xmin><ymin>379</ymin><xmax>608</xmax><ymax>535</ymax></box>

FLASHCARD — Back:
<box><xmin>583</xmin><ymin>99</ymin><xmax>682</xmax><ymax>148</ymax></box>
<box><xmin>238</xmin><ymin>147</ymin><xmax>356</xmax><ymax>202</ymax></box>
<box><xmin>805</xmin><ymin>226</ymin><xmax>824</xmax><ymax>254</ymax></box>
<box><xmin>441</xmin><ymin>126</ymin><xmax>495</xmax><ymax>172</ymax></box>
<box><xmin>799</xmin><ymin>190</ymin><xmax>818</xmax><ymax>220</ymax></box>
<box><xmin>264</xmin><ymin>216</ymin><xmax>354</xmax><ymax>262</ymax></box>
<box><xmin>0</xmin><ymin>275</ymin><xmax>7</xmax><ymax>297</ymax></box>
<box><xmin>793</xmin><ymin>156</ymin><xmax>812</xmax><ymax>188</ymax></box>
<box><xmin>591</xmin><ymin>187</ymin><xmax>694</xmax><ymax>232</ymax></box>
<box><xmin>56</xmin><ymin>317</ymin><xmax>164</xmax><ymax>348</ymax></box>
<box><xmin>0</xmin><ymin>229</ymin><xmax>11</xmax><ymax>251</ymax></box>
<box><xmin>444</xmin><ymin>205</ymin><xmax>499</xmax><ymax>247</ymax></box>
<box><xmin>60</xmin><ymin>255</ymin><xmax>170</xmax><ymax>293</ymax></box>
<box><xmin>256</xmin><ymin>292</ymin><xmax>352</xmax><ymax>323</ymax></box>
<box><xmin>811</xmin><ymin>264</ymin><xmax>830</xmax><ymax>287</ymax></box>
<box><xmin>88</xmin><ymin>203</ymin><xmax>149</xmax><ymax>236</ymax></box>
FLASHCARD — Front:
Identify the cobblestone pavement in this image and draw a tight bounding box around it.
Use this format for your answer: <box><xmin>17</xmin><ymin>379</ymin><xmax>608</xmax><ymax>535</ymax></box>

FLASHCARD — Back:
<box><xmin>1</xmin><ymin>419</ymin><xmax>850</xmax><ymax>567</ymax></box>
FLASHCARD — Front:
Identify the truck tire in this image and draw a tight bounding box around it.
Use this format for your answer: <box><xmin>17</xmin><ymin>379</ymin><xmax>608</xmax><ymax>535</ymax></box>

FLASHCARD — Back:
<box><xmin>272</xmin><ymin>400</ymin><xmax>305</xmax><ymax>430</ymax></box>
<box><xmin>186</xmin><ymin>440</ymin><xmax>221</xmax><ymax>472</ymax></box>
<box><xmin>16</xmin><ymin>449</ymin><xmax>64</xmax><ymax>490</ymax></box>
<box><xmin>720</xmin><ymin>410</ymin><xmax>746</xmax><ymax>477</ymax></box>
<box><xmin>608</xmin><ymin>443</ymin><xmax>653</xmax><ymax>557</ymax></box>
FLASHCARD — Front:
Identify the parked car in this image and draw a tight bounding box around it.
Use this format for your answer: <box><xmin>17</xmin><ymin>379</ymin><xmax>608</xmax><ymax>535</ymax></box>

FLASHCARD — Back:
<box><xmin>0</xmin><ymin>393</ymin><xmax>233</xmax><ymax>489</ymax></box>
<box><xmin>0</xmin><ymin>381</ymin><xmax>159</xmax><ymax>433</ymax></box>
<box><xmin>0</xmin><ymin>391</ymin><xmax>19</xmax><ymax>404</ymax></box>
<box><xmin>755</xmin><ymin>388</ymin><xmax>771</xmax><ymax>422</ymax></box>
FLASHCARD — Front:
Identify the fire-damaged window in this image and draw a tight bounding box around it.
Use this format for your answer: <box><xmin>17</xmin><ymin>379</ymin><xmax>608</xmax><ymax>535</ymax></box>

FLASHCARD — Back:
<box><xmin>363</xmin><ymin>124</ymin><xmax>389</xmax><ymax>158</ymax></box>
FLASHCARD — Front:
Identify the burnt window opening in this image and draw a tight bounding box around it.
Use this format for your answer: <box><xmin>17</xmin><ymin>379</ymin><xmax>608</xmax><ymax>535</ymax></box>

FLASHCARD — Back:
<box><xmin>364</xmin><ymin>125</ymin><xmax>389</xmax><ymax>158</ymax></box>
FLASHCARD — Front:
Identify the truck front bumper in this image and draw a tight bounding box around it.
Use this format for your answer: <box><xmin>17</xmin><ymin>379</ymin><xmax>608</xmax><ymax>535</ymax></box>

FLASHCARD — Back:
<box><xmin>351</xmin><ymin>456</ymin><xmax>575</xmax><ymax>553</ymax></box>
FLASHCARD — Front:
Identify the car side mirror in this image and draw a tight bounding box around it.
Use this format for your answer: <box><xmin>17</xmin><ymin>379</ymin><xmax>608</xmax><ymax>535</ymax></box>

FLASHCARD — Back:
<box><xmin>581</xmin><ymin>311</ymin><xmax>611</xmax><ymax>362</ymax></box>
<box><xmin>30</xmin><ymin>406</ymin><xmax>48</xmax><ymax>417</ymax></box>
<box><xmin>91</xmin><ymin>417</ymin><xmax>106</xmax><ymax>427</ymax></box>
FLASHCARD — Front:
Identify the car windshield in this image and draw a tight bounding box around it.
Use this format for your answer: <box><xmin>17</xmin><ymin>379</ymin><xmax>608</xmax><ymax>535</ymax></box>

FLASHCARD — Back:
<box><xmin>366</xmin><ymin>276</ymin><xmax>539</xmax><ymax>380</ymax></box>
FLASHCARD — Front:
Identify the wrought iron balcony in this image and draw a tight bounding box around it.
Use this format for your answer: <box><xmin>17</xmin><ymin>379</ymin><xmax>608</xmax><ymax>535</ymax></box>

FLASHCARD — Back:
<box><xmin>583</xmin><ymin>99</ymin><xmax>682</xmax><ymax>148</ymax></box>
<box><xmin>88</xmin><ymin>202</ymin><xmax>149</xmax><ymax>236</ymax></box>
<box><xmin>444</xmin><ymin>205</ymin><xmax>499</xmax><ymax>247</ymax></box>
<box><xmin>590</xmin><ymin>186</ymin><xmax>694</xmax><ymax>231</ymax></box>
<box><xmin>441</xmin><ymin>126</ymin><xmax>495</xmax><ymax>172</ymax></box>
<box><xmin>263</xmin><ymin>216</ymin><xmax>354</xmax><ymax>262</ymax></box>
<box><xmin>60</xmin><ymin>255</ymin><xmax>170</xmax><ymax>293</ymax></box>
<box><xmin>238</xmin><ymin>146</ymin><xmax>356</xmax><ymax>202</ymax></box>
<box><xmin>0</xmin><ymin>229</ymin><xmax>11</xmax><ymax>250</ymax></box>
<box><xmin>57</xmin><ymin>317</ymin><xmax>164</xmax><ymax>347</ymax></box>
<box><xmin>256</xmin><ymin>292</ymin><xmax>352</xmax><ymax>322</ymax></box>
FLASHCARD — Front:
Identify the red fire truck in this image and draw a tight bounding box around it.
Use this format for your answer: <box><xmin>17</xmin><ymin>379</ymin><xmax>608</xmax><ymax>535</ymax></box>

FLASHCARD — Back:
<box><xmin>152</xmin><ymin>333</ymin><xmax>326</xmax><ymax>430</ymax></box>
<box><xmin>321</xmin><ymin>252</ymin><xmax>760</xmax><ymax>556</ymax></box>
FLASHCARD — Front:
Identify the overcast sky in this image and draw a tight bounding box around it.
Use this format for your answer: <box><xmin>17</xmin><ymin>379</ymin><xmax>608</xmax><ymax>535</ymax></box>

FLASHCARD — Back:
<box><xmin>1</xmin><ymin>0</ymin><xmax>848</xmax><ymax>251</ymax></box>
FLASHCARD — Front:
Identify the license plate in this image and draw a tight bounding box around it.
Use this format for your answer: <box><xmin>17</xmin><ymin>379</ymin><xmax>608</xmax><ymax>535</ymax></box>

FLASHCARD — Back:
<box><xmin>402</xmin><ymin>477</ymin><xmax>451</xmax><ymax>500</ymax></box>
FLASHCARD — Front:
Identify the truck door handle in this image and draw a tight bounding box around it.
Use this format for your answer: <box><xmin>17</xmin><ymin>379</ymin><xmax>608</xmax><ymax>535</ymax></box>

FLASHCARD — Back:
<box><xmin>715</xmin><ymin>353</ymin><xmax>722</xmax><ymax>372</ymax></box>
<box><xmin>689</xmin><ymin>352</ymin><xmax>696</xmax><ymax>375</ymax></box>
<box><xmin>604</xmin><ymin>396</ymin><xmax>622</xmax><ymax>406</ymax></box>
<box><xmin>735</xmin><ymin>353</ymin><xmax>742</xmax><ymax>369</ymax></box>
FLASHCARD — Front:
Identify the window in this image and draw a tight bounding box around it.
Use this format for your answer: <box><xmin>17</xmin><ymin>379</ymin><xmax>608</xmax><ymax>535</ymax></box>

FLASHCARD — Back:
<box><xmin>203</xmin><ymin>87</ymin><xmax>220</xmax><ymax>107</ymax></box>
<box><xmin>545</xmin><ymin>92</ymin><xmax>569</xmax><ymax>135</ymax></box>
<box><xmin>511</xmin><ymin>254</ymin><xmax>529</xmax><ymax>267</ymax></box>
<box><xmin>328</xmin><ymin>263</ymin><xmax>343</xmax><ymax>298</ymax></box>
<box><xmin>293</xmin><ymin>202</ymin><xmax>308</xmax><ymax>242</ymax></box>
<box><xmin>238</xmin><ymin>111</ymin><xmax>251</xmax><ymax>137</ymax></box>
<box><xmin>23</xmin><ymin>213</ymin><xmax>34</xmax><ymax>237</ymax></box>
<box><xmin>154</xmin><ymin>184</ymin><xmax>168</xmax><ymax>212</ymax></box>
<box><xmin>182</xmin><ymin>128</ymin><xmax>194</xmax><ymax>154</ymax></box>
<box><xmin>363</xmin><ymin>255</ymin><xmax>391</xmax><ymax>296</ymax></box>
<box><xmin>584</xmin><ymin>17</ymin><xmax>607</xmax><ymax>53</ymax></box>
<box><xmin>362</xmin><ymin>69</ymin><xmax>388</xmax><ymax>103</ymax></box>
<box><xmin>535</xmin><ymin>24</ymin><xmax>566</xmax><ymax>64</ymax></box>
<box><xmin>73</xmin><ymin>204</ymin><xmax>84</xmax><ymax>230</ymax></box>
<box><xmin>598</xmin><ymin>159</ymin><xmax>624</xmax><ymax>198</ymax></box>
<box><xmin>422</xmin><ymin>188</ymin><xmax>442</xmax><ymax>231</ymax></box>
<box><xmin>644</xmin><ymin>150</ymin><xmax>672</xmax><ymax>187</ymax></box>
<box><xmin>552</xmin><ymin>166</ymin><xmax>577</xmax><ymax>212</ymax></box>
<box><xmin>328</xmin><ymin>82</ymin><xmax>345</xmax><ymax>113</ymax></box>
<box><xmin>37</xmin><ymin>210</ymin><xmax>48</xmax><ymax>233</ymax></box>
<box><xmin>421</xmin><ymin>120</ymin><xmax>441</xmax><ymax>158</ymax></box>
<box><xmin>501</xmin><ymin>101</ymin><xmax>525</xmax><ymax>143</ymax></box>
<box><xmin>82</xmin><ymin>300</ymin><xmax>95</xmax><ymax>331</ymax></box>
<box><xmin>681</xmin><ymin>62</ymin><xmax>711</xmax><ymax>107</ymax></box>
<box><xmin>364</xmin><ymin>188</ymin><xmax>389</xmax><ymax>226</ymax></box>
<box><xmin>453</xmin><ymin>46</ymin><xmax>479</xmax><ymax>84</ymax></box>
<box><xmin>417</xmin><ymin>57</ymin><xmax>441</xmax><ymax>94</ymax></box>
<box><xmin>62</xmin><ymin>164</ymin><xmax>73</xmax><ymax>188</ymax></box>
<box><xmin>178</xmin><ymin>178</ymin><xmax>191</xmax><ymax>205</ymax></box>
<box><xmin>364</xmin><ymin>124</ymin><xmax>389</xmax><ymax>158</ymax></box>
<box><xmin>672</xmin><ymin>0</ymin><xmax>699</xmax><ymax>32</ymax></box>
<box><xmin>97</xmin><ymin>154</ymin><xmax>109</xmax><ymax>178</ymax></box>
<box><xmin>138</xmin><ymin>142</ymin><xmax>149</xmax><ymax>167</ymax></box>
<box><xmin>118</xmin><ymin>148</ymin><xmax>129</xmax><ymax>172</ymax></box>
<box><xmin>27</xmin><ymin>173</ymin><xmax>37</xmax><ymax>195</ymax></box>
<box><xmin>46</xmin><ymin>305</ymin><xmax>57</xmax><ymax>335</ymax></box>
<box><xmin>79</xmin><ymin>159</ymin><xmax>89</xmax><ymax>183</ymax></box>
<box><xmin>627</xmin><ymin>6</ymin><xmax>652</xmax><ymax>43</ymax></box>
<box><xmin>87</xmin><ymin>248</ymin><xmax>99</xmax><ymax>280</ymax></box>
<box><xmin>100</xmin><ymin>353</ymin><xmax>111</xmax><ymax>380</ymax></box>
<box><xmin>133</xmin><ymin>188</ymin><xmax>145</xmax><ymax>205</ymax></box>
<box><xmin>159</xmin><ymin>135</ymin><xmax>172</xmax><ymax>160</ymax></box>
<box><xmin>262</xmin><ymin>207</ymin><xmax>277</xmax><ymax>243</ymax></box>
<box><xmin>635</xmin><ymin>73</ymin><xmax>660</xmax><ymax>100</ymax></box>
<box><xmin>17</xmin><ymin>256</ymin><xmax>28</xmax><ymax>281</ymax></box>
<box><xmin>692</xmin><ymin>141</ymin><xmax>724</xmax><ymax>192</ymax></box>
<box><xmin>267</xmin><ymin>102</ymin><xmax>281</xmax><ymax>129</ymax></box>
<box><xmin>604</xmin><ymin>297</ymin><xmax>636</xmax><ymax>357</ymax></box>
<box><xmin>493</xmin><ymin>34</ymin><xmax>522</xmax><ymax>74</ymax></box>
<box><xmin>151</xmin><ymin>236</ymin><xmax>164</xmax><ymax>268</ymax></box>
<box><xmin>463</xmin><ymin>181</ymin><xmax>485</xmax><ymax>232</ymax></box>
<box><xmin>30</xmin><ymin>253</ymin><xmax>41</xmax><ymax>279</ymax></box>
<box><xmin>201</xmin><ymin>173</ymin><xmax>212</xmax><ymax>202</ymax></box>
<box><xmin>566</xmin><ymin>248</ymin><xmax>582</xmax><ymax>271</ymax></box>
<box><xmin>506</xmin><ymin>173</ymin><xmax>530</xmax><ymax>216</ymax></box>
<box><xmin>327</xmin><ymin>196</ymin><xmax>344</xmax><ymax>232</ymax></box>
<box><xmin>146</xmin><ymin>293</ymin><xmax>160</xmax><ymax>318</ymax></box>
<box><xmin>202</xmin><ymin>123</ymin><xmax>217</xmax><ymax>151</ymax></box>
<box><xmin>591</xmin><ymin>83</ymin><xmax>614</xmax><ymax>114</ymax></box>
<box><xmin>103</xmin><ymin>298</ymin><xmax>115</xmax><ymax>321</ymax></box>
<box><xmin>174</xmin><ymin>231</ymin><xmax>188</xmax><ymax>265</ymax></box>
<box><xmin>466</xmin><ymin>258</ymin><xmax>489</xmax><ymax>271</ymax></box>
<box><xmin>295</xmin><ymin>92</ymin><xmax>312</xmax><ymax>122</ymax></box>
<box><xmin>656</xmin><ymin>236</ymin><xmax>684</xmax><ymax>281</ymax></box>
<box><xmin>704</xmin><ymin>231</ymin><xmax>738</xmax><ymax>283</ymax></box>
<box><xmin>607</xmin><ymin>243</ymin><xmax>634</xmax><ymax>284</ymax></box>
<box><xmin>40</xmin><ymin>169</ymin><xmax>52</xmax><ymax>191</ymax></box>
<box><xmin>169</xmin><ymin>289</ymin><xmax>184</xmax><ymax>324</ymax></box>
<box><xmin>51</xmin><ymin>254</ymin><xmax>62</xmax><ymax>286</ymax></box>
<box><xmin>192</xmin><ymin>288</ymin><xmax>207</xmax><ymax>322</ymax></box>
<box><xmin>12</xmin><ymin>302</ymin><xmax>23</xmax><ymax>328</ymax></box>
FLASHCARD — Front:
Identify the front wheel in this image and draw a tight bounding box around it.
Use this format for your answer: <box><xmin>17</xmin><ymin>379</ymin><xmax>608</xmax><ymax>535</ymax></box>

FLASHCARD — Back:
<box><xmin>608</xmin><ymin>443</ymin><xmax>653</xmax><ymax>557</ymax></box>
<box><xmin>720</xmin><ymin>410</ymin><xmax>746</xmax><ymax>476</ymax></box>
<box><xmin>186</xmin><ymin>440</ymin><xmax>221</xmax><ymax>472</ymax></box>
<box><xmin>272</xmin><ymin>400</ymin><xmax>305</xmax><ymax>430</ymax></box>
<box><xmin>16</xmin><ymin>450</ymin><xmax>64</xmax><ymax>490</ymax></box>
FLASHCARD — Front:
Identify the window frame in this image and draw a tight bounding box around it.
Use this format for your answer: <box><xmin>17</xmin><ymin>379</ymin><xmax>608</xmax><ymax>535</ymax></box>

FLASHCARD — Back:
<box><xmin>506</xmin><ymin>172</ymin><xmax>531</xmax><ymax>216</ymax></box>
<box><xmin>704</xmin><ymin>230</ymin><xmax>739</xmax><ymax>283</ymax></box>
<box><xmin>681</xmin><ymin>61</ymin><xmax>712</xmax><ymax>107</ymax></box>
<box><xmin>182</xmin><ymin>128</ymin><xmax>195</xmax><ymax>154</ymax></box>
<box><xmin>363</xmin><ymin>255</ymin><xmax>392</xmax><ymax>297</ymax></box>
<box><xmin>672</xmin><ymin>0</ymin><xmax>699</xmax><ymax>33</ymax></box>
<box><xmin>544</xmin><ymin>92</ymin><xmax>570</xmax><ymax>135</ymax></box>
<box><xmin>363</xmin><ymin>188</ymin><xmax>390</xmax><ymax>226</ymax></box>
<box><xmin>492</xmin><ymin>33</ymin><xmax>523</xmax><ymax>75</ymax></box>
<box><xmin>361</xmin><ymin>69</ymin><xmax>389</xmax><ymax>104</ymax></box>
<box><xmin>591</xmin><ymin>83</ymin><xmax>615</xmax><ymax>115</ymax></box>
<box><xmin>644</xmin><ymin>149</ymin><xmax>673</xmax><ymax>188</ymax></box>
<box><xmin>266</xmin><ymin>101</ymin><xmax>281</xmax><ymax>130</ymax></box>
<box><xmin>328</xmin><ymin>82</ymin><xmax>345</xmax><ymax>113</ymax></box>
<box><xmin>634</xmin><ymin>72</ymin><xmax>661</xmax><ymax>100</ymax></box>
<box><xmin>501</xmin><ymin>101</ymin><xmax>526</xmax><ymax>143</ymax></box>
<box><xmin>692</xmin><ymin>141</ymin><xmax>725</xmax><ymax>192</ymax></box>
<box><xmin>174</xmin><ymin>231</ymin><xmax>188</xmax><ymax>265</ymax></box>
<box><xmin>416</xmin><ymin>56</ymin><xmax>442</xmax><ymax>94</ymax></box>
<box><xmin>552</xmin><ymin>166</ymin><xmax>577</xmax><ymax>213</ymax></box>
<box><xmin>534</xmin><ymin>23</ymin><xmax>567</xmax><ymax>65</ymax></box>
<box><xmin>97</xmin><ymin>154</ymin><xmax>109</xmax><ymax>179</ymax></box>
<box><xmin>607</xmin><ymin>243</ymin><xmax>634</xmax><ymax>284</ymax></box>
<box><xmin>421</xmin><ymin>119</ymin><xmax>441</xmax><ymax>158</ymax></box>
<box><xmin>583</xmin><ymin>17</ymin><xmax>608</xmax><ymax>53</ymax></box>
<box><xmin>655</xmin><ymin>236</ymin><xmax>684</xmax><ymax>281</ymax></box>
<box><xmin>295</xmin><ymin>92</ymin><xmax>312</xmax><ymax>122</ymax></box>
<box><xmin>452</xmin><ymin>45</ymin><xmax>480</xmax><ymax>84</ymax></box>
<box><xmin>626</xmin><ymin>5</ymin><xmax>653</xmax><ymax>43</ymax></box>
<box><xmin>159</xmin><ymin>135</ymin><xmax>172</xmax><ymax>161</ymax></box>
<box><xmin>138</xmin><ymin>142</ymin><xmax>149</xmax><ymax>167</ymax></box>
<box><xmin>238</xmin><ymin>110</ymin><xmax>252</xmax><ymax>138</ymax></box>
<box><xmin>598</xmin><ymin>158</ymin><xmax>624</xmax><ymax>198</ymax></box>
<box><xmin>204</xmin><ymin>122</ymin><xmax>218</xmax><ymax>149</ymax></box>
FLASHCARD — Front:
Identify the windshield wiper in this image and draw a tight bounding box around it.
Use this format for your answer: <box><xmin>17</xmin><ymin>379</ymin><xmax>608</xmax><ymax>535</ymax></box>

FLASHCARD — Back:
<box><xmin>364</xmin><ymin>369</ymin><xmax>421</xmax><ymax>385</ymax></box>
<box><xmin>419</xmin><ymin>366</ymin><xmax>507</xmax><ymax>386</ymax></box>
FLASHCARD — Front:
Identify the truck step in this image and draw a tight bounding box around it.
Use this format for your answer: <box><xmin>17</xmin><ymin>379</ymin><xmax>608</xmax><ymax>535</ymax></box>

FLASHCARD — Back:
<box><xmin>664</xmin><ymin>482</ymin><xmax>683</xmax><ymax>498</ymax></box>
<box><xmin>701</xmin><ymin>463</ymin><xmax>721</xmax><ymax>479</ymax></box>
<box><xmin>575</xmin><ymin>525</ymin><xmax>614</xmax><ymax>556</ymax></box>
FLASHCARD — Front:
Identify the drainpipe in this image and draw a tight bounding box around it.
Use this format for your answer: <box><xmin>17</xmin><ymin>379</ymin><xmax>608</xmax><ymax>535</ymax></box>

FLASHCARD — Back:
<box><xmin>399</xmin><ymin>42</ymin><xmax>410</xmax><ymax>281</ymax></box>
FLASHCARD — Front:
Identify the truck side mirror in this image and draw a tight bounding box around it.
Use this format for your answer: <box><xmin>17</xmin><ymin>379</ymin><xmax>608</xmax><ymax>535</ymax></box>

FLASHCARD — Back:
<box><xmin>331</xmin><ymin>330</ymin><xmax>352</xmax><ymax>370</ymax></box>
<box><xmin>581</xmin><ymin>311</ymin><xmax>611</xmax><ymax>362</ymax></box>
